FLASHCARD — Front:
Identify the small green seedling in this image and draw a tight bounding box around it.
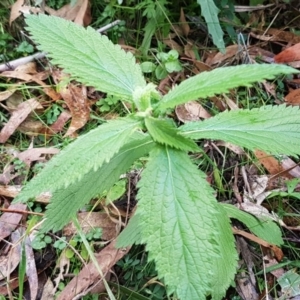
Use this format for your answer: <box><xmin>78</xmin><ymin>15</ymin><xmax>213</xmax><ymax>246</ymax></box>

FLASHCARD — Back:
<box><xmin>141</xmin><ymin>49</ymin><xmax>182</xmax><ymax>79</ymax></box>
<box><xmin>14</xmin><ymin>14</ymin><xmax>300</xmax><ymax>300</ymax></box>
<box><xmin>96</xmin><ymin>94</ymin><xmax>120</xmax><ymax>112</ymax></box>
<box><xmin>268</xmin><ymin>178</ymin><xmax>300</xmax><ymax>200</ymax></box>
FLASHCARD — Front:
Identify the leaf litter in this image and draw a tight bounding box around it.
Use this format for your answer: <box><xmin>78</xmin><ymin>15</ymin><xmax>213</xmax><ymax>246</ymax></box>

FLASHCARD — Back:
<box><xmin>1</xmin><ymin>2</ymin><xmax>300</xmax><ymax>299</ymax></box>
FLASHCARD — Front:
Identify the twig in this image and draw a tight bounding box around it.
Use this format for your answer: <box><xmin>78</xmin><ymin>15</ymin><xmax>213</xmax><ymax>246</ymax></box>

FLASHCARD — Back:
<box><xmin>0</xmin><ymin>19</ymin><xmax>122</xmax><ymax>72</ymax></box>
<box><xmin>0</xmin><ymin>208</ymin><xmax>44</xmax><ymax>216</ymax></box>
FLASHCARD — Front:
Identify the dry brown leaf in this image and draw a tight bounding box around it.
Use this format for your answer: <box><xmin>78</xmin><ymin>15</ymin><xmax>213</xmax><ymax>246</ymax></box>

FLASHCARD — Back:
<box><xmin>235</xmin><ymin>237</ymin><xmax>258</xmax><ymax>300</ymax></box>
<box><xmin>250</xmin><ymin>28</ymin><xmax>299</xmax><ymax>44</ymax></box>
<box><xmin>63</xmin><ymin>212</ymin><xmax>118</xmax><ymax>241</ymax></box>
<box><xmin>57</xmin><ymin>240</ymin><xmax>130</xmax><ymax>300</ymax></box>
<box><xmin>254</xmin><ymin>150</ymin><xmax>290</xmax><ymax>177</ymax></box>
<box><xmin>254</xmin><ymin>150</ymin><xmax>300</xmax><ymax>179</ymax></box>
<box><xmin>74</xmin><ymin>0</ymin><xmax>91</xmax><ymax>26</ymax></box>
<box><xmin>0</xmin><ymin>164</ymin><xmax>15</xmax><ymax>185</ymax></box>
<box><xmin>52</xmin><ymin>251</ymin><xmax>70</xmax><ymax>294</ymax></box>
<box><xmin>0</xmin><ymin>185</ymin><xmax>22</xmax><ymax>198</ymax></box>
<box><xmin>15</xmin><ymin>61</ymin><xmax>37</xmax><ymax>74</ymax></box>
<box><xmin>45</xmin><ymin>0</ymin><xmax>91</xmax><ymax>26</ymax></box>
<box><xmin>176</xmin><ymin>100</ymin><xmax>211</xmax><ymax>122</ymax></box>
<box><xmin>215</xmin><ymin>141</ymin><xmax>245</xmax><ymax>155</ymax></box>
<box><xmin>267</xmin><ymin>28</ymin><xmax>300</xmax><ymax>44</ymax></box>
<box><xmin>17</xmin><ymin>147</ymin><xmax>59</xmax><ymax>167</ymax></box>
<box><xmin>0</xmin><ymin>203</ymin><xmax>26</xmax><ymax>240</ymax></box>
<box><xmin>0</xmin><ymin>229</ymin><xmax>23</xmax><ymax>283</ymax></box>
<box><xmin>184</xmin><ymin>43</ymin><xmax>198</xmax><ymax>60</ymax></box>
<box><xmin>9</xmin><ymin>0</ymin><xmax>24</xmax><ymax>24</ymax></box>
<box><xmin>6</xmin><ymin>91</ymin><xmax>25</xmax><ymax>109</ymax></box>
<box><xmin>0</xmin><ymin>98</ymin><xmax>41</xmax><ymax>143</ymax></box>
<box><xmin>0</xmin><ymin>89</ymin><xmax>16</xmax><ymax>102</ymax></box>
<box><xmin>207</xmin><ymin>44</ymin><xmax>239</xmax><ymax>66</ymax></box>
<box><xmin>60</xmin><ymin>84</ymin><xmax>90</xmax><ymax>137</ymax></box>
<box><xmin>223</xmin><ymin>94</ymin><xmax>239</xmax><ymax>110</ymax></box>
<box><xmin>18</xmin><ymin>119</ymin><xmax>45</xmax><ymax>136</ymax></box>
<box><xmin>280</xmin><ymin>157</ymin><xmax>300</xmax><ymax>178</ymax></box>
<box><xmin>47</xmin><ymin>110</ymin><xmax>71</xmax><ymax>134</ymax></box>
<box><xmin>179</xmin><ymin>8</ymin><xmax>190</xmax><ymax>36</ymax></box>
<box><xmin>1</xmin><ymin>70</ymin><xmax>32</xmax><ymax>81</ymax></box>
<box><xmin>41</xmin><ymin>278</ymin><xmax>55</xmax><ymax>300</ymax></box>
<box><xmin>233</xmin><ymin>227</ymin><xmax>283</xmax><ymax>261</ymax></box>
<box><xmin>248</xmin><ymin>46</ymin><xmax>274</xmax><ymax>63</ymax></box>
<box><xmin>264</xmin><ymin>255</ymin><xmax>285</xmax><ymax>279</ymax></box>
<box><xmin>274</xmin><ymin>42</ymin><xmax>300</xmax><ymax>63</ymax></box>
<box><xmin>193</xmin><ymin>60</ymin><xmax>211</xmax><ymax>72</ymax></box>
<box><xmin>0</xmin><ymin>185</ymin><xmax>51</xmax><ymax>203</ymax></box>
<box><xmin>25</xmin><ymin>234</ymin><xmax>38</xmax><ymax>300</ymax></box>
<box><xmin>159</xmin><ymin>34</ymin><xmax>183</xmax><ymax>54</ymax></box>
<box><xmin>285</xmin><ymin>89</ymin><xmax>300</xmax><ymax>105</ymax></box>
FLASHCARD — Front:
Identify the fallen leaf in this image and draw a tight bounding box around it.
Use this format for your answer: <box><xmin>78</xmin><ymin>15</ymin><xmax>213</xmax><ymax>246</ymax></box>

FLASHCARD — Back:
<box><xmin>47</xmin><ymin>110</ymin><xmax>72</xmax><ymax>134</ymax></box>
<box><xmin>0</xmin><ymin>203</ymin><xmax>27</xmax><ymax>240</ymax></box>
<box><xmin>179</xmin><ymin>8</ymin><xmax>190</xmax><ymax>36</ymax></box>
<box><xmin>264</xmin><ymin>255</ymin><xmax>285</xmax><ymax>279</ymax></box>
<box><xmin>0</xmin><ymin>185</ymin><xmax>51</xmax><ymax>203</ymax></box>
<box><xmin>45</xmin><ymin>0</ymin><xmax>91</xmax><ymax>26</ymax></box>
<box><xmin>63</xmin><ymin>212</ymin><xmax>118</xmax><ymax>241</ymax></box>
<box><xmin>25</xmin><ymin>233</ymin><xmax>38</xmax><ymax>300</ymax></box>
<box><xmin>40</xmin><ymin>278</ymin><xmax>55</xmax><ymax>300</ymax></box>
<box><xmin>74</xmin><ymin>0</ymin><xmax>91</xmax><ymax>26</ymax></box>
<box><xmin>176</xmin><ymin>100</ymin><xmax>211</xmax><ymax>122</ymax></box>
<box><xmin>0</xmin><ymin>89</ymin><xmax>16</xmax><ymax>102</ymax></box>
<box><xmin>0</xmin><ymin>98</ymin><xmax>41</xmax><ymax>143</ymax></box>
<box><xmin>233</xmin><ymin>227</ymin><xmax>283</xmax><ymax>261</ymax></box>
<box><xmin>60</xmin><ymin>84</ymin><xmax>90</xmax><ymax>137</ymax></box>
<box><xmin>0</xmin><ymin>185</ymin><xmax>22</xmax><ymax>198</ymax></box>
<box><xmin>15</xmin><ymin>62</ymin><xmax>37</xmax><ymax>74</ymax></box>
<box><xmin>248</xmin><ymin>46</ymin><xmax>275</xmax><ymax>64</ymax></box>
<box><xmin>255</xmin><ymin>150</ymin><xmax>300</xmax><ymax>179</ymax></box>
<box><xmin>207</xmin><ymin>44</ymin><xmax>240</xmax><ymax>66</ymax></box>
<box><xmin>57</xmin><ymin>240</ymin><xmax>130</xmax><ymax>300</ymax></box>
<box><xmin>254</xmin><ymin>150</ymin><xmax>291</xmax><ymax>177</ymax></box>
<box><xmin>285</xmin><ymin>89</ymin><xmax>300</xmax><ymax>105</ymax></box>
<box><xmin>17</xmin><ymin>147</ymin><xmax>60</xmax><ymax>167</ymax></box>
<box><xmin>9</xmin><ymin>0</ymin><xmax>24</xmax><ymax>24</ymax></box>
<box><xmin>215</xmin><ymin>141</ymin><xmax>245</xmax><ymax>155</ymax></box>
<box><xmin>0</xmin><ymin>229</ymin><xmax>23</xmax><ymax>281</ymax></box>
<box><xmin>18</xmin><ymin>119</ymin><xmax>45</xmax><ymax>136</ymax></box>
<box><xmin>274</xmin><ymin>43</ymin><xmax>300</xmax><ymax>63</ymax></box>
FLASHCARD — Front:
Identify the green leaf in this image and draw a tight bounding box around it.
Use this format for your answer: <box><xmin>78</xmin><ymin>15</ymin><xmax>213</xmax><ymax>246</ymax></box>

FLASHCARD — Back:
<box><xmin>180</xmin><ymin>105</ymin><xmax>300</xmax><ymax>156</ymax></box>
<box><xmin>197</xmin><ymin>0</ymin><xmax>225</xmax><ymax>52</ymax></box>
<box><xmin>155</xmin><ymin>65</ymin><xmax>168</xmax><ymax>80</ymax></box>
<box><xmin>211</xmin><ymin>204</ymin><xmax>238</xmax><ymax>300</ymax></box>
<box><xmin>145</xmin><ymin>117</ymin><xmax>199</xmax><ymax>151</ymax></box>
<box><xmin>165</xmin><ymin>60</ymin><xmax>182</xmax><ymax>73</ymax></box>
<box><xmin>222</xmin><ymin>203</ymin><xmax>283</xmax><ymax>246</ymax></box>
<box><xmin>14</xmin><ymin>118</ymin><xmax>142</xmax><ymax>203</ymax></box>
<box><xmin>25</xmin><ymin>14</ymin><xmax>146</xmax><ymax>99</ymax></box>
<box><xmin>140</xmin><ymin>61</ymin><xmax>156</xmax><ymax>73</ymax></box>
<box><xmin>116</xmin><ymin>213</ymin><xmax>142</xmax><ymax>248</ymax></box>
<box><xmin>41</xmin><ymin>133</ymin><xmax>155</xmax><ymax>233</ymax></box>
<box><xmin>136</xmin><ymin>146</ymin><xmax>220</xmax><ymax>299</ymax></box>
<box><xmin>156</xmin><ymin>64</ymin><xmax>298</xmax><ymax>111</ymax></box>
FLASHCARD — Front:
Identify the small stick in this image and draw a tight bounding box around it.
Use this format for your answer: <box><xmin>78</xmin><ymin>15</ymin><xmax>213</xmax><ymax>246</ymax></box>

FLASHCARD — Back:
<box><xmin>0</xmin><ymin>208</ymin><xmax>44</xmax><ymax>216</ymax></box>
<box><xmin>0</xmin><ymin>19</ymin><xmax>122</xmax><ymax>72</ymax></box>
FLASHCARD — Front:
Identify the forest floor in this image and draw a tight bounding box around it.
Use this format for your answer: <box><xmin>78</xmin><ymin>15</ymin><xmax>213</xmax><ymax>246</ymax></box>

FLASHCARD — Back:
<box><xmin>1</xmin><ymin>1</ymin><xmax>300</xmax><ymax>299</ymax></box>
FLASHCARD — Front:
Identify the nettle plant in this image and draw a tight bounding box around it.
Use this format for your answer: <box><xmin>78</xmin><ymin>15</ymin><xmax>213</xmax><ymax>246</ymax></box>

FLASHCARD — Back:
<box><xmin>14</xmin><ymin>14</ymin><xmax>300</xmax><ymax>299</ymax></box>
